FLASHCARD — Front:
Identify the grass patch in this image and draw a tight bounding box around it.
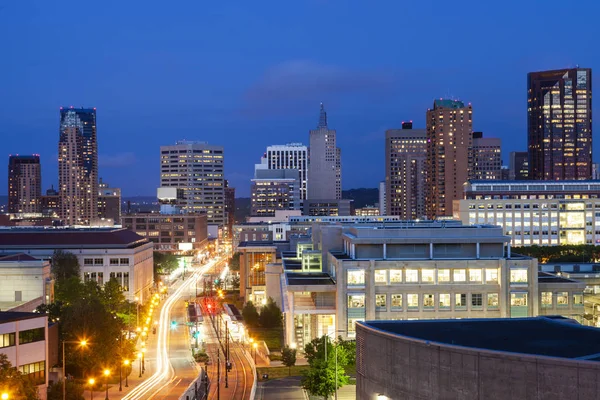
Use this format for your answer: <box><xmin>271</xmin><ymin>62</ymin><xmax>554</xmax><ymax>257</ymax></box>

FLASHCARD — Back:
<box><xmin>257</xmin><ymin>365</ymin><xmax>311</xmax><ymax>381</ymax></box>
<box><xmin>249</xmin><ymin>327</ymin><xmax>282</xmax><ymax>351</ymax></box>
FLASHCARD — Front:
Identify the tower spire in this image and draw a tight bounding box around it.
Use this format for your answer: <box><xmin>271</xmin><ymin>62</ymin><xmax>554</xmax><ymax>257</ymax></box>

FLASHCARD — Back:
<box><xmin>318</xmin><ymin>102</ymin><xmax>327</xmax><ymax>128</ymax></box>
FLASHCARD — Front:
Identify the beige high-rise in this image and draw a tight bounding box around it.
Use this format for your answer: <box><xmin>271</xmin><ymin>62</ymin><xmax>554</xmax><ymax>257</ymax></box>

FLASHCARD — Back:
<box><xmin>426</xmin><ymin>100</ymin><xmax>473</xmax><ymax>219</ymax></box>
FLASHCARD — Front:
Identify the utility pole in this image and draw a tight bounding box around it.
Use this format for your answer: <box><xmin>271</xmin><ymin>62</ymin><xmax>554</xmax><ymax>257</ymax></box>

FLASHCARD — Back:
<box><xmin>225</xmin><ymin>322</ymin><xmax>229</xmax><ymax>388</ymax></box>
<box><xmin>217</xmin><ymin>349</ymin><xmax>221</xmax><ymax>400</ymax></box>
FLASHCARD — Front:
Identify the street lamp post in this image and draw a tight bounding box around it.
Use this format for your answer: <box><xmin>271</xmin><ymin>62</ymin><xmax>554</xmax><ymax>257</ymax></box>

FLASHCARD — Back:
<box><xmin>138</xmin><ymin>352</ymin><xmax>142</xmax><ymax>378</ymax></box>
<box><xmin>88</xmin><ymin>378</ymin><xmax>95</xmax><ymax>400</ymax></box>
<box><xmin>62</xmin><ymin>339</ymin><xmax>88</xmax><ymax>400</ymax></box>
<box><xmin>252</xmin><ymin>342</ymin><xmax>258</xmax><ymax>364</ymax></box>
<box><xmin>2</xmin><ymin>392</ymin><xmax>8</xmax><ymax>400</ymax></box>
<box><xmin>124</xmin><ymin>360</ymin><xmax>130</xmax><ymax>388</ymax></box>
<box><xmin>103</xmin><ymin>369</ymin><xmax>110</xmax><ymax>400</ymax></box>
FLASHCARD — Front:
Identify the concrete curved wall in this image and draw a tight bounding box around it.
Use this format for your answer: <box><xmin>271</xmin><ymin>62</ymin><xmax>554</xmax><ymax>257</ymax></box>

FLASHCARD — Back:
<box><xmin>356</xmin><ymin>322</ymin><xmax>600</xmax><ymax>400</ymax></box>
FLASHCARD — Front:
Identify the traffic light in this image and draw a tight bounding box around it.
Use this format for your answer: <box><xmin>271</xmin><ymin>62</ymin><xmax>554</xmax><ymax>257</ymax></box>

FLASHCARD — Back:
<box><xmin>214</xmin><ymin>278</ymin><xmax>220</xmax><ymax>285</ymax></box>
<box><xmin>171</xmin><ymin>320</ymin><xmax>177</xmax><ymax>329</ymax></box>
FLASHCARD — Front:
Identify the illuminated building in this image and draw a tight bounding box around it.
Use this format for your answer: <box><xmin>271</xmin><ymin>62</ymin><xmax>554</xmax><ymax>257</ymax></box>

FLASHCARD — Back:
<box><xmin>98</xmin><ymin>178</ymin><xmax>121</xmax><ymax>224</ymax></box>
<box><xmin>250</xmin><ymin>169</ymin><xmax>300</xmax><ymax>217</ymax></box>
<box><xmin>354</xmin><ymin>206</ymin><xmax>380</xmax><ymax>216</ymax></box>
<box><xmin>224</xmin><ymin>180</ymin><xmax>235</xmax><ymax>239</ymax></box>
<box><xmin>426</xmin><ymin>100</ymin><xmax>473</xmax><ymax>219</ymax></box>
<box><xmin>385</xmin><ymin>122</ymin><xmax>426</xmax><ymax>219</ymax></box>
<box><xmin>454</xmin><ymin>180</ymin><xmax>600</xmax><ymax>246</ymax></box>
<box><xmin>8</xmin><ymin>155</ymin><xmax>41</xmax><ymax>214</ymax></box>
<box><xmin>472</xmin><ymin>132</ymin><xmax>501</xmax><ymax>180</ymax></box>
<box><xmin>258</xmin><ymin>143</ymin><xmax>308</xmax><ymax>200</ymax></box>
<box><xmin>58</xmin><ymin>107</ymin><xmax>98</xmax><ymax>226</ymax></box>
<box><xmin>528</xmin><ymin>68</ymin><xmax>592</xmax><ymax>180</ymax></box>
<box><xmin>160</xmin><ymin>141</ymin><xmax>225</xmax><ymax>225</ymax></box>
<box><xmin>509</xmin><ymin>151</ymin><xmax>529</xmax><ymax>180</ymax></box>
<box><xmin>308</xmin><ymin>103</ymin><xmax>341</xmax><ymax>200</ymax></box>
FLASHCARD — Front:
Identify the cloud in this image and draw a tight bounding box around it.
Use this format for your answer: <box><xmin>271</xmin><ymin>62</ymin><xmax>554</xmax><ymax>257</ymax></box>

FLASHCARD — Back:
<box><xmin>99</xmin><ymin>152</ymin><xmax>137</xmax><ymax>168</ymax></box>
<box><xmin>242</xmin><ymin>60</ymin><xmax>394</xmax><ymax>113</ymax></box>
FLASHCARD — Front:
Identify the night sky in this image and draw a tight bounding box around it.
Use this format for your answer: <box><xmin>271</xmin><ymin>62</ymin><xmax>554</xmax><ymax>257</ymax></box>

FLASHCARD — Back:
<box><xmin>1</xmin><ymin>0</ymin><xmax>599</xmax><ymax>197</ymax></box>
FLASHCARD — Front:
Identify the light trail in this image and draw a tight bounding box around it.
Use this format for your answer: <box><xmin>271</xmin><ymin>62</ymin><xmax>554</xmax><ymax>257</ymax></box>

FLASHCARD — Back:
<box><xmin>122</xmin><ymin>258</ymin><xmax>218</xmax><ymax>400</ymax></box>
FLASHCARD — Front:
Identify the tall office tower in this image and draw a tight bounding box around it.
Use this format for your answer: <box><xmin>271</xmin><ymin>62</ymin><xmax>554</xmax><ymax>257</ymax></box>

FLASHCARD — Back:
<box><xmin>528</xmin><ymin>68</ymin><xmax>592</xmax><ymax>180</ymax></box>
<box><xmin>308</xmin><ymin>103</ymin><xmax>341</xmax><ymax>200</ymax></box>
<box><xmin>258</xmin><ymin>144</ymin><xmax>308</xmax><ymax>200</ymax></box>
<box><xmin>378</xmin><ymin>181</ymin><xmax>386</xmax><ymax>216</ymax></box>
<box><xmin>224</xmin><ymin>180</ymin><xmax>236</xmax><ymax>238</ymax></box>
<box><xmin>58</xmin><ymin>107</ymin><xmax>98</xmax><ymax>225</ymax></box>
<box><xmin>472</xmin><ymin>132</ymin><xmax>502</xmax><ymax>180</ymax></box>
<box><xmin>8</xmin><ymin>155</ymin><xmax>42</xmax><ymax>213</ymax></box>
<box><xmin>593</xmin><ymin>163</ymin><xmax>600</xmax><ymax>180</ymax></box>
<box><xmin>98</xmin><ymin>178</ymin><xmax>121</xmax><ymax>223</ymax></box>
<box><xmin>509</xmin><ymin>151</ymin><xmax>529</xmax><ymax>180</ymax></box>
<box><xmin>426</xmin><ymin>100</ymin><xmax>473</xmax><ymax>219</ymax></box>
<box><xmin>385</xmin><ymin>122</ymin><xmax>427</xmax><ymax>219</ymax></box>
<box><xmin>251</xmin><ymin>169</ymin><xmax>300</xmax><ymax>217</ymax></box>
<box><xmin>160</xmin><ymin>141</ymin><xmax>225</xmax><ymax>225</ymax></box>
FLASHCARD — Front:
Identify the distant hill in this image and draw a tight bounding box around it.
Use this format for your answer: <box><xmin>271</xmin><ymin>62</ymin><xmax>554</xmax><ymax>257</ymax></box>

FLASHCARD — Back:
<box><xmin>342</xmin><ymin>188</ymin><xmax>379</xmax><ymax>209</ymax></box>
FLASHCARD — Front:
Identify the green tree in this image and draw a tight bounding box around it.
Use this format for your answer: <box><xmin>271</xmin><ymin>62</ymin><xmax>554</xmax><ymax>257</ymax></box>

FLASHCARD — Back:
<box><xmin>51</xmin><ymin>250</ymin><xmax>81</xmax><ymax>282</ymax></box>
<box><xmin>281</xmin><ymin>346</ymin><xmax>297</xmax><ymax>376</ymax></box>
<box><xmin>259</xmin><ymin>297</ymin><xmax>282</xmax><ymax>329</ymax></box>
<box><xmin>47</xmin><ymin>380</ymin><xmax>84</xmax><ymax>400</ymax></box>
<box><xmin>242</xmin><ymin>301</ymin><xmax>260</xmax><ymax>327</ymax></box>
<box><xmin>100</xmin><ymin>277</ymin><xmax>127</xmax><ymax>312</ymax></box>
<box><xmin>336</xmin><ymin>336</ymin><xmax>356</xmax><ymax>366</ymax></box>
<box><xmin>229</xmin><ymin>252</ymin><xmax>241</xmax><ymax>272</ymax></box>
<box><xmin>0</xmin><ymin>353</ymin><xmax>40</xmax><ymax>400</ymax></box>
<box><xmin>153</xmin><ymin>252</ymin><xmax>178</xmax><ymax>277</ymax></box>
<box><xmin>54</xmin><ymin>276</ymin><xmax>85</xmax><ymax>305</ymax></box>
<box><xmin>302</xmin><ymin>336</ymin><xmax>350</xmax><ymax>399</ymax></box>
<box><xmin>230</xmin><ymin>274</ymin><xmax>240</xmax><ymax>290</ymax></box>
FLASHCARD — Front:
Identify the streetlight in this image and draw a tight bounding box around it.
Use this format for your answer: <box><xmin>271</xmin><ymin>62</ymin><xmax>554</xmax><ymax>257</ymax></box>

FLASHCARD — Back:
<box><xmin>1</xmin><ymin>393</ymin><xmax>8</xmax><ymax>400</ymax></box>
<box><xmin>62</xmin><ymin>339</ymin><xmax>88</xmax><ymax>400</ymax></box>
<box><xmin>137</xmin><ymin>352</ymin><xmax>143</xmax><ymax>378</ymax></box>
<box><xmin>142</xmin><ymin>347</ymin><xmax>147</xmax><ymax>374</ymax></box>
<box><xmin>123</xmin><ymin>360</ymin><xmax>130</xmax><ymax>388</ymax></box>
<box><xmin>88</xmin><ymin>378</ymin><xmax>95</xmax><ymax>400</ymax></box>
<box><xmin>103</xmin><ymin>369</ymin><xmax>110</xmax><ymax>400</ymax></box>
<box><xmin>252</xmin><ymin>342</ymin><xmax>258</xmax><ymax>364</ymax></box>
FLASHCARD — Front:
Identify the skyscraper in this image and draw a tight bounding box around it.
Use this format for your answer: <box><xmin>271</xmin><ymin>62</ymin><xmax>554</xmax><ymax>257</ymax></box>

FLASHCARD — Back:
<box><xmin>8</xmin><ymin>155</ymin><xmax>41</xmax><ymax>214</ymax></box>
<box><xmin>58</xmin><ymin>107</ymin><xmax>98</xmax><ymax>225</ymax></box>
<box><xmin>224</xmin><ymin>180</ymin><xmax>236</xmax><ymax>239</ymax></box>
<box><xmin>509</xmin><ymin>151</ymin><xmax>529</xmax><ymax>180</ymax></box>
<box><xmin>308</xmin><ymin>103</ymin><xmax>341</xmax><ymax>200</ymax></box>
<box><xmin>426</xmin><ymin>100</ymin><xmax>473</xmax><ymax>219</ymax></box>
<box><xmin>385</xmin><ymin>122</ymin><xmax>427</xmax><ymax>219</ymax></box>
<box><xmin>528</xmin><ymin>68</ymin><xmax>592</xmax><ymax>180</ymax></box>
<box><xmin>98</xmin><ymin>178</ymin><xmax>121</xmax><ymax>224</ymax></box>
<box><xmin>160</xmin><ymin>141</ymin><xmax>225</xmax><ymax>225</ymax></box>
<box><xmin>250</xmin><ymin>169</ymin><xmax>300</xmax><ymax>217</ymax></box>
<box><xmin>259</xmin><ymin>144</ymin><xmax>308</xmax><ymax>200</ymax></box>
<box><xmin>472</xmin><ymin>132</ymin><xmax>502</xmax><ymax>180</ymax></box>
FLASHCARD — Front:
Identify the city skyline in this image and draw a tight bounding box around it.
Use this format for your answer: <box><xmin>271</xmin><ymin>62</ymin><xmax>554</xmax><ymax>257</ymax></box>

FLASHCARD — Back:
<box><xmin>1</xmin><ymin>1</ymin><xmax>600</xmax><ymax>197</ymax></box>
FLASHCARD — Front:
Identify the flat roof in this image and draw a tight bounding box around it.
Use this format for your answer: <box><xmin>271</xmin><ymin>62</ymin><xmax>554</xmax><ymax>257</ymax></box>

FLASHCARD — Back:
<box><xmin>538</xmin><ymin>271</ymin><xmax>582</xmax><ymax>284</ymax></box>
<box><xmin>361</xmin><ymin>317</ymin><xmax>600</xmax><ymax>361</ymax></box>
<box><xmin>286</xmin><ymin>272</ymin><xmax>335</xmax><ymax>286</ymax></box>
<box><xmin>0</xmin><ymin>228</ymin><xmax>149</xmax><ymax>249</ymax></box>
<box><xmin>0</xmin><ymin>311</ymin><xmax>45</xmax><ymax>323</ymax></box>
<box><xmin>0</xmin><ymin>253</ymin><xmax>40</xmax><ymax>262</ymax></box>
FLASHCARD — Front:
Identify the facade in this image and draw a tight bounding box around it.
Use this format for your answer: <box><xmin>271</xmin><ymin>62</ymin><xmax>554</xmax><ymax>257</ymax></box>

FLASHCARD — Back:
<box><xmin>537</xmin><ymin>271</ymin><xmax>586</xmax><ymax>324</ymax></box>
<box><xmin>378</xmin><ymin>181</ymin><xmax>386</xmax><ymax>216</ymax></box>
<box><xmin>0</xmin><ymin>254</ymin><xmax>52</xmax><ymax>311</ymax></box>
<box><xmin>233</xmin><ymin>222</ymin><xmax>308</xmax><ymax>250</ymax></box>
<box><xmin>528</xmin><ymin>68</ymin><xmax>592</xmax><ymax>180</ymax></box>
<box><xmin>308</xmin><ymin>103</ymin><xmax>341</xmax><ymax>200</ymax></box>
<box><xmin>302</xmin><ymin>199</ymin><xmax>352</xmax><ymax>217</ymax></box>
<box><xmin>357</xmin><ymin>317</ymin><xmax>600</xmax><ymax>400</ymax></box>
<box><xmin>224</xmin><ymin>180</ymin><xmax>235</xmax><ymax>239</ymax></box>
<box><xmin>454</xmin><ymin>180</ymin><xmax>600</xmax><ymax>246</ymax></box>
<box><xmin>8</xmin><ymin>155</ymin><xmax>42</xmax><ymax>214</ymax></box>
<box><xmin>98</xmin><ymin>178</ymin><xmax>121</xmax><ymax>223</ymax></box>
<box><xmin>385</xmin><ymin>122</ymin><xmax>426</xmax><ymax>219</ymax></box>
<box><xmin>238</xmin><ymin>242</ymin><xmax>280</xmax><ymax>302</ymax></box>
<box><xmin>58</xmin><ymin>107</ymin><xmax>98</xmax><ymax>226</ymax></box>
<box><xmin>509</xmin><ymin>151</ymin><xmax>529</xmax><ymax>180</ymax></box>
<box><xmin>259</xmin><ymin>144</ymin><xmax>308</xmax><ymax>200</ymax></box>
<box><xmin>328</xmin><ymin>223</ymin><xmax>536</xmax><ymax>340</ymax></box>
<box><xmin>160</xmin><ymin>141</ymin><xmax>225</xmax><ymax>225</ymax></box>
<box><xmin>40</xmin><ymin>186</ymin><xmax>59</xmax><ymax>217</ymax></box>
<box><xmin>0</xmin><ymin>229</ymin><xmax>154</xmax><ymax>301</ymax></box>
<box><xmin>472</xmin><ymin>132</ymin><xmax>502</xmax><ymax>180</ymax></box>
<box><xmin>593</xmin><ymin>163</ymin><xmax>600</xmax><ymax>180</ymax></box>
<box><xmin>122</xmin><ymin>213</ymin><xmax>208</xmax><ymax>253</ymax></box>
<box><xmin>0</xmin><ymin>312</ymin><xmax>50</xmax><ymax>400</ymax></box>
<box><xmin>354</xmin><ymin>207</ymin><xmax>380</xmax><ymax>216</ymax></box>
<box><xmin>250</xmin><ymin>169</ymin><xmax>300</xmax><ymax>217</ymax></box>
<box><xmin>426</xmin><ymin>100</ymin><xmax>473</xmax><ymax>219</ymax></box>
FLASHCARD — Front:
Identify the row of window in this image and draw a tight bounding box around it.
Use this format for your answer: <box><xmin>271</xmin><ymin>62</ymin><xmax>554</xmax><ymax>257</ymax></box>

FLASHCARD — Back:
<box><xmin>0</xmin><ymin>328</ymin><xmax>45</xmax><ymax>348</ymax></box>
<box><xmin>83</xmin><ymin>258</ymin><xmax>129</xmax><ymax>266</ymax></box>
<box><xmin>347</xmin><ymin>268</ymin><xmax>528</xmax><ymax>285</ymax></box>
<box><xmin>541</xmin><ymin>292</ymin><xmax>583</xmax><ymax>307</ymax></box>
<box><xmin>348</xmin><ymin>292</ymin><xmax>529</xmax><ymax>310</ymax></box>
<box><xmin>19</xmin><ymin>361</ymin><xmax>45</xmax><ymax>385</ymax></box>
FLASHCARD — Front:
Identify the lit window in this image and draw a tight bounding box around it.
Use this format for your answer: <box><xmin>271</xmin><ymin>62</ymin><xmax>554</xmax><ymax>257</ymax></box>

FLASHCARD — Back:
<box><xmin>421</xmin><ymin>269</ymin><xmax>435</xmax><ymax>283</ymax></box>
<box><xmin>423</xmin><ymin>294</ymin><xmax>434</xmax><ymax>308</ymax></box>
<box><xmin>511</xmin><ymin>293</ymin><xmax>528</xmax><ymax>306</ymax></box>
<box><xmin>438</xmin><ymin>269</ymin><xmax>450</xmax><ymax>282</ymax></box>
<box><xmin>469</xmin><ymin>269</ymin><xmax>482</xmax><ymax>283</ymax></box>
<box><xmin>485</xmin><ymin>269</ymin><xmax>498</xmax><ymax>282</ymax></box>
<box><xmin>407</xmin><ymin>294</ymin><xmax>419</xmax><ymax>309</ymax></box>
<box><xmin>557</xmin><ymin>292</ymin><xmax>568</xmax><ymax>306</ymax></box>
<box><xmin>389</xmin><ymin>270</ymin><xmax>402</xmax><ymax>283</ymax></box>
<box><xmin>487</xmin><ymin>293</ymin><xmax>499</xmax><ymax>309</ymax></box>
<box><xmin>510</xmin><ymin>269</ymin><xmax>528</xmax><ymax>283</ymax></box>
<box><xmin>348</xmin><ymin>294</ymin><xmax>365</xmax><ymax>308</ymax></box>
<box><xmin>455</xmin><ymin>293</ymin><xmax>467</xmax><ymax>308</ymax></box>
<box><xmin>405</xmin><ymin>269</ymin><xmax>419</xmax><ymax>282</ymax></box>
<box><xmin>374</xmin><ymin>270</ymin><xmax>387</xmax><ymax>284</ymax></box>
<box><xmin>347</xmin><ymin>270</ymin><xmax>365</xmax><ymax>286</ymax></box>
<box><xmin>573</xmin><ymin>293</ymin><xmax>583</xmax><ymax>306</ymax></box>
<box><xmin>541</xmin><ymin>292</ymin><xmax>552</xmax><ymax>307</ymax></box>
<box><xmin>453</xmin><ymin>269</ymin><xmax>466</xmax><ymax>282</ymax></box>
<box><xmin>391</xmin><ymin>294</ymin><xmax>402</xmax><ymax>309</ymax></box>
<box><xmin>376</xmin><ymin>294</ymin><xmax>387</xmax><ymax>309</ymax></box>
<box><xmin>439</xmin><ymin>294</ymin><xmax>450</xmax><ymax>309</ymax></box>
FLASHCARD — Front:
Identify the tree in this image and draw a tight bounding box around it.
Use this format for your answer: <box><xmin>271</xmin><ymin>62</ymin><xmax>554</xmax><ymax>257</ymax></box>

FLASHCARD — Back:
<box><xmin>47</xmin><ymin>380</ymin><xmax>84</xmax><ymax>400</ymax></box>
<box><xmin>51</xmin><ymin>250</ymin><xmax>81</xmax><ymax>282</ymax></box>
<box><xmin>0</xmin><ymin>353</ymin><xmax>40</xmax><ymax>400</ymax></box>
<box><xmin>153</xmin><ymin>252</ymin><xmax>178</xmax><ymax>277</ymax></box>
<box><xmin>259</xmin><ymin>297</ymin><xmax>282</xmax><ymax>329</ymax></box>
<box><xmin>302</xmin><ymin>336</ymin><xmax>350</xmax><ymax>399</ymax></box>
<box><xmin>100</xmin><ymin>277</ymin><xmax>127</xmax><ymax>312</ymax></box>
<box><xmin>230</xmin><ymin>274</ymin><xmax>240</xmax><ymax>290</ymax></box>
<box><xmin>229</xmin><ymin>252</ymin><xmax>241</xmax><ymax>271</ymax></box>
<box><xmin>281</xmin><ymin>346</ymin><xmax>297</xmax><ymax>376</ymax></box>
<box><xmin>242</xmin><ymin>301</ymin><xmax>260</xmax><ymax>327</ymax></box>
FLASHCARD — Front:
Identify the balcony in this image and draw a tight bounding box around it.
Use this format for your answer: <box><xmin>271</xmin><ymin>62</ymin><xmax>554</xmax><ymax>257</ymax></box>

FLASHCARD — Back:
<box><xmin>293</xmin><ymin>292</ymin><xmax>336</xmax><ymax>312</ymax></box>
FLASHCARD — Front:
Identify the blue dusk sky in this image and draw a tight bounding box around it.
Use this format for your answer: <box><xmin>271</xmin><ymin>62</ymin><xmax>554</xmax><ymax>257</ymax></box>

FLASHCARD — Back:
<box><xmin>1</xmin><ymin>0</ymin><xmax>599</xmax><ymax>197</ymax></box>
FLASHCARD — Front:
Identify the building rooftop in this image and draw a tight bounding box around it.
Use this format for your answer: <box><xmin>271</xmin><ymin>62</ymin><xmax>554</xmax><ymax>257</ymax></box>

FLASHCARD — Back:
<box><xmin>286</xmin><ymin>272</ymin><xmax>335</xmax><ymax>286</ymax></box>
<box><xmin>0</xmin><ymin>228</ymin><xmax>149</xmax><ymax>249</ymax></box>
<box><xmin>433</xmin><ymin>99</ymin><xmax>465</xmax><ymax>109</ymax></box>
<box><xmin>0</xmin><ymin>311</ymin><xmax>45</xmax><ymax>323</ymax></box>
<box><xmin>538</xmin><ymin>271</ymin><xmax>582</xmax><ymax>284</ymax></box>
<box><xmin>361</xmin><ymin>317</ymin><xmax>600</xmax><ymax>361</ymax></box>
<box><xmin>0</xmin><ymin>253</ymin><xmax>40</xmax><ymax>262</ymax></box>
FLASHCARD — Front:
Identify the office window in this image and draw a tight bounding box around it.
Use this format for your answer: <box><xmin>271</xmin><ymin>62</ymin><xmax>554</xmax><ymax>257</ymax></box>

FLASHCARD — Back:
<box><xmin>110</xmin><ymin>258</ymin><xmax>119</xmax><ymax>266</ymax></box>
<box><xmin>573</xmin><ymin>293</ymin><xmax>584</xmax><ymax>306</ymax></box>
<box><xmin>471</xmin><ymin>293</ymin><xmax>483</xmax><ymax>308</ymax></box>
<box><xmin>487</xmin><ymin>293</ymin><xmax>499</xmax><ymax>309</ymax></box>
<box><xmin>438</xmin><ymin>269</ymin><xmax>450</xmax><ymax>282</ymax></box>
<box><xmin>510</xmin><ymin>269</ymin><xmax>528</xmax><ymax>283</ymax></box>
<box><xmin>0</xmin><ymin>333</ymin><xmax>15</xmax><ymax>348</ymax></box>
<box><xmin>486</xmin><ymin>269</ymin><xmax>498</xmax><ymax>282</ymax></box>
<box><xmin>439</xmin><ymin>294</ymin><xmax>451</xmax><ymax>309</ymax></box>
<box><xmin>120</xmin><ymin>258</ymin><xmax>130</xmax><ymax>266</ymax></box>
<box><xmin>347</xmin><ymin>270</ymin><xmax>365</xmax><ymax>286</ymax></box>
<box><xmin>389</xmin><ymin>270</ymin><xmax>402</xmax><ymax>283</ymax></box>
<box><xmin>455</xmin><ymin>293</ymin><xmax>467</xmax><ymax>308</ymax></box>
<box><xmin>453</xmin><ymin>269</ymin><xmax>466</xmax><ymax>282</ymax></box>
<box><xmin>405</xmin><ymin>269</ymin><xmax>419</xmax><ymax>283</ymax></box>
<box><xmin>541</xmin><ymin>292</ymin><xmax>552</xmax><ymax>307</ymax></box>
<box><xmin>94</xmin><ymin>258</ymin><xmax>103</xmax><ymax>265</ymax></box>
<box><xmin>469</xmin><ymin>269</ymin><xmax>482</xmax><ymax>283</ymax></box>
<box><xmin>407</xmin><ymin>294</ymin><xmax>419</xmax><ymax>309</ymax></box>
<box><xmin>374</xmin><ymin>270</ymin><xmax>387</xmax><ymax>284</ymax></box>
<box><xmin>19</xmin><ymin>328</ymin><xmax>44</xmax><ymax>345</ymax></box>
<box><xmin>391</xmin><ymin>294</ymin><xmax>402</xmax><ymax>309</ymax></box>
<box><xmin>557</xmin><ymin>292</ymin><xmax>569</xmax><ymax>306</ymax></box>
<box><xmin>83</xmin><ymin>258</ymin><xmax>93</xmax><ymax>266</ymax></box>
<box><xmin>423</xmin><ymin>294</ymin><xmax>434</xmax><ymax>308</ymax></box>
<box><xmin>347</xmin><ymin>318</ymin><xmax>364</xmax><ymax>338</ymax></box>
<box><xmin>348</xmin><ymin>294</ymin><xmax>365</xmax><ymax>308</ymax></box>
<box><xmin>19</xmin><ymin>361</ymin><xmax>45</xmax><ymax>385</ymax></box>
<box><xmin>421</xmin><ymin>269</ymin><xmax>435</xmax><ymax>283</ymax></box>
<box><xmin>511</xmin><ymin>293</ymin><xmax>528</xmax><ymax>306</ymax></box>
<box><xmin>376</xmin><ymin>294</ymin><xmax>387</xmax><ymax>310</ymax></box>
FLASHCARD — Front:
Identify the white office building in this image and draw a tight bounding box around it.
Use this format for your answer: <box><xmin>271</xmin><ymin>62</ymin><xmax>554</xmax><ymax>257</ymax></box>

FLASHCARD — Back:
<box><xmin>257</xmin><ymin>143</ymin><xmax>308</xmax><ymax>201</ymax></box>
